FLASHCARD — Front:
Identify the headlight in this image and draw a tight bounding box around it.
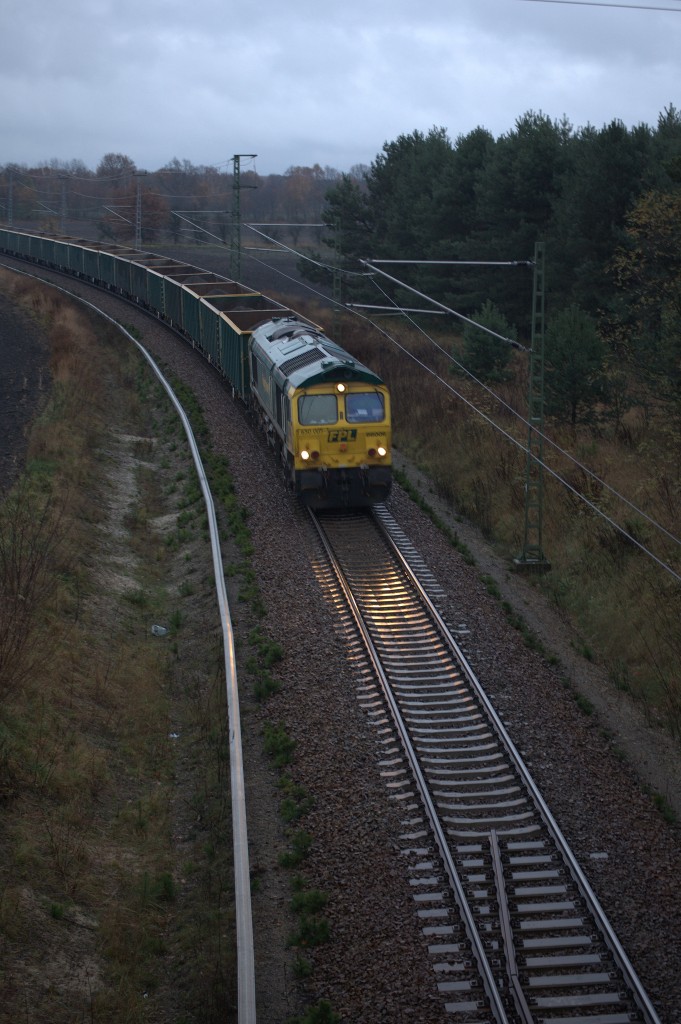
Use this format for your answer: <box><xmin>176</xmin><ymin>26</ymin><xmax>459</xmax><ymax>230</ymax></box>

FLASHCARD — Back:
<box><xmin>377</xmin><ymin>446</ymin><xmax>387</xmax><ymax>457</ymax></box>
<box><xmin>301</xmin><ymin>449</ymin><xmax>310</xmax><ymax>461</ymax></box>
<box><xmin>336</xmin><ymin>383</ymin><xmax>346</xmax><ymax>393</ymax></box>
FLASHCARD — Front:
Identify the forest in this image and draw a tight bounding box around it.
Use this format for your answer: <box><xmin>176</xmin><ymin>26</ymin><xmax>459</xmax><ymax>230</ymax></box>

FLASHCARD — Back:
<box><xmin>300</xmin><ymin>107</ymin><xmax>681</xmax><ymax>431</ymax></box>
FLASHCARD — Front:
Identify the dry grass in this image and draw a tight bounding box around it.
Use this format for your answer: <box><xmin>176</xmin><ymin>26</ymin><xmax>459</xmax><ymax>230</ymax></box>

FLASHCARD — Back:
<box><xmin>0</xmin><ymin>278</ymin><xmax>236</xmax><ymax>1022</ymax></box>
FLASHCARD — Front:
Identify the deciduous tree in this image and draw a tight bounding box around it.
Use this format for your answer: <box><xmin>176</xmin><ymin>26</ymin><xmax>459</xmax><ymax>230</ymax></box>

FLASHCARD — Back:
<box><xmin>96</xmin><ymin>152</ymin><xmax>137</xmax><ymax>178</ymax></box>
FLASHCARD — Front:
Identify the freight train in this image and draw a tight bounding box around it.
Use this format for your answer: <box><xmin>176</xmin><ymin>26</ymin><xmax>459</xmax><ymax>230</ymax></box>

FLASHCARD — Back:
<box><xmin>0</xmin><ymin>228</ymin><xmax>391</xmax><ymax>507</ymax></box>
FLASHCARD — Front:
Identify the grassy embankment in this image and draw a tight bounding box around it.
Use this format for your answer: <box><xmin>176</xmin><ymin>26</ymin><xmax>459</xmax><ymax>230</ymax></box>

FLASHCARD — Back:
<box><xmin>0</xmin><ymin>272</ymin><xmax>240</xmax><ymax>1022</ymax></box>
<box><xmin>312</xmin><ymin>304</ymin><xmax>681</xmax><ymax>744</ymax></box>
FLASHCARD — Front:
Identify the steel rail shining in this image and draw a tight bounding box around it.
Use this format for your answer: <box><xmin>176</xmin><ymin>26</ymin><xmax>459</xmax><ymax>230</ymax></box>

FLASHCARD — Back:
<box><xmin>309</xmin><ymin>508</ymin><xmax>512</xmax><ymax>1024</ymax></box>
<box><xmin>372</xmin><ymin>507</ymin><xmax>662</xmax><ymax>1024</ymax></box>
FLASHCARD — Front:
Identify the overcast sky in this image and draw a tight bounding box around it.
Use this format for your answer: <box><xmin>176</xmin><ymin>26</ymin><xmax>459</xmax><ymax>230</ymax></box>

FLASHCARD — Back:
<box><xmin>2</xmin><ymin>0</ymin><xmax>680</xmax><ymax>176</ymax></box>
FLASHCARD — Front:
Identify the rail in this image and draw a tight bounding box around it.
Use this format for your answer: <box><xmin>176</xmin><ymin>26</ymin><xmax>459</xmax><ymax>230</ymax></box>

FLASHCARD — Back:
<box><xmin>0</xmin><ymin>261</ymin><xmax>257</xmax><ymax>1023</ymax></box>
<box><xmin>310</xmin><ymin>504</ymin><xmax>662</xmax><ymax>1024</ymax></box>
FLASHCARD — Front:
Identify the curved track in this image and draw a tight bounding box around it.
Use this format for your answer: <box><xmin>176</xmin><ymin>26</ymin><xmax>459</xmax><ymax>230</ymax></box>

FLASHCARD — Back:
<box><xmin>309</xmin><ymin>505</ymin><xmax>661</xmax><ymax>1024</ymax></box>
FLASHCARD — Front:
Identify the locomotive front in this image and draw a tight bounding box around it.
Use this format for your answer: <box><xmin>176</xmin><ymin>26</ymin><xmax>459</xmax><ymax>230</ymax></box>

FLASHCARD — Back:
<box><xmin>293</xmin><ymin>375</ymin><xmax>391</xmax><ymax>507</ymax></box>
<box><xmin>250</xmin><ymin>318</ymin><xmax>392</xmax><ymax>508</ymax></box>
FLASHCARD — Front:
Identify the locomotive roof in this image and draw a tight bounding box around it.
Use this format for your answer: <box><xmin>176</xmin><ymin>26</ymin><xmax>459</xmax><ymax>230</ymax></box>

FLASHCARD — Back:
<box><xmin>250</xmin><ymin>317</ymin><xmax>384</xmax><ymax>390</ymax></box>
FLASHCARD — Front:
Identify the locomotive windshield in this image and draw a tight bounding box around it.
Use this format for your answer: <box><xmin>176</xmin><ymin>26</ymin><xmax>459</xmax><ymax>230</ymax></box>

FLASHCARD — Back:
<box><xmin>345</xmin><ymin>392</ymin><xmax>385</xmax><ymax>423</ymax></box>
<box><xmin>298</xmin><ymin>394</ymin><xmax>338</xmax><ymax>425</ymax></box>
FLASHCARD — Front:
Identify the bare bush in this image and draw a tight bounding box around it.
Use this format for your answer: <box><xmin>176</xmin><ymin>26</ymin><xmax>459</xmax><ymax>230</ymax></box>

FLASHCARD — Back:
<box><xmin>0</xmin><ymin>483</ymin><xmax>64</xmax><ymax>696</ymax></box>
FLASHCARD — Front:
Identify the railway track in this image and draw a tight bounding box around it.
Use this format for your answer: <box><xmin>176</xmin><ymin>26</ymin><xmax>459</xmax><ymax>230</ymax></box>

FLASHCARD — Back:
<box><xmin>309</xmin><ymin>505</ymin><xmax>661</xmax><ymax>1024</ymax></box>
<box><xmin>3</xmin><ymin>250</ymin><xmax>676</xmax><ymax>1020</ymax></box>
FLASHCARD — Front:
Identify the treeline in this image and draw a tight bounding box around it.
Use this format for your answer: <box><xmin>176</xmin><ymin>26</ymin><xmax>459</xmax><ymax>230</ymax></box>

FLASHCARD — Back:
<box><xmin>301</xmin><ymin>108</ymin><xmax>681</xmax><ymax>428</ymax></box>
<box><xmin>2</xmin><ymin>106</ymin><xmax>681</xmax><ymax>428</ymax></box>
<box><xmin>0</xmin><ymin>152</ymin><xmax>349</xmax><ymax>247</ymax></box>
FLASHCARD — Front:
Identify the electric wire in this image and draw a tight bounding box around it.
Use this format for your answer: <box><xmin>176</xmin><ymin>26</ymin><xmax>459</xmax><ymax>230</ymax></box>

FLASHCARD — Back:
<box><xmin>352</xmin><ymin>292</ymin><xmax>681</xmax><ymax>584</ymax></box>
<box><xmin>361</xmin><ymin>259</ymin><xmax>527</xmax><ymax>350</ymax></box>
<box><xmin>519</xmin><ymin>0</ymin><xmax>681</xmax><ymax>10</ymax></box>
<box><xmin>106</xmin><ymin>209</ymin><xmax>681</xmax><ymax>583</ymax></box>
<box><xmin>170</xmin><ymin>212</ymin><xmax>233</xmax><ymax>249</ymax></box>
<box><xmin>168</xmin><ymin>215</ymin><xmax>340</xmax><ymax>312</ymax></box>
<box><xmin>243</xmin><ymin>223</ymin><xmax>368</xmax><ymax>278</ymax></box>
<box><xmin>243</xmin><ymin>231</ymin><xmax>681</xmax><ymax>578</ymax></box>
<box><xmin>5</xmin><ymin>169</ymin><xmax>241</xmax><ymax>208</ymax></box>
<box><xmin>235</xmin><ymin>226</ymin><xmax>681</xmax><ymax>581</ymax></box>
<box><xmin>240</xmin><ymin>231</ymin><xmax>351</xmax><ymax>307</ymax></box>
<box><xmin>367</xmin><ymin>276</ymin><xmax>681</xmax><ymax>553</ymax></box>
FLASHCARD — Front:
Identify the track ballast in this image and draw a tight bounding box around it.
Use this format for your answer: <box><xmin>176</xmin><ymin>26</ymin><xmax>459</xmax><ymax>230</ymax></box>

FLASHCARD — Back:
<box><xmin>309</xmin><ymin>505</ymin><xmax>661</xmax><ymax>1024</ymax></box>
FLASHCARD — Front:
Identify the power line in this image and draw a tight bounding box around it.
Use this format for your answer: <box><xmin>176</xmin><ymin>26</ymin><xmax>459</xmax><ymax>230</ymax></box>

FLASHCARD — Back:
<box><xmin>366</xmin><ymin>277</ymin><xmax>681</xmax><ymax>555</ymax></box>
<box><xmin>362</xmin><ymin>259</ymin><xmax>528</xmax><ymax>351</ymax></box>
<box><xmin>519</xmin><ymin>0</ymin><xmax>681</xmax><ymax>11</ymax></box>
<box><xmin>244</xmin><ymin>223</ymin><xmax>367</xmax><ymax>278</ymax></box>
<box><xmin>230</xmin><ymin>231</ymin><xmax>681</xmax><ymax>567</ymax></box>
<box><xmin>353</xmin><ymin>287</ymin><xmax>681</xmax><ymax>584</ymax></box>
<box><xmin>370</xmin><ymin>259</ymin><xmax>534</xmax><ymax>268</ymax></box>
<box><xmin>151</xmin><ymin>217</ymin><xmax>681</xmax><ymax>581</ymax></box>
<box><xmin>241</xmin><ymin>234</ymin><xmax>681</xmax><ymax>577</ymax></box>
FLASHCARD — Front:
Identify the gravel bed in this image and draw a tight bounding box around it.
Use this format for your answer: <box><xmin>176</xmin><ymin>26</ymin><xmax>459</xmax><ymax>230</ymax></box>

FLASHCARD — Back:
<box><xmin>5</xmin><ymin>262</ymin><xmax>681</xmax><ymax>1023</ymax></box>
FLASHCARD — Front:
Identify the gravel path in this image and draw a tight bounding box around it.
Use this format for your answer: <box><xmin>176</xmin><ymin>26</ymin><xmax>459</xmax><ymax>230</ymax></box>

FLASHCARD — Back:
<box><xmin>3</xmin><ymin>262</ymin><xmax>681</xmax><ymax>1023</ymax></box>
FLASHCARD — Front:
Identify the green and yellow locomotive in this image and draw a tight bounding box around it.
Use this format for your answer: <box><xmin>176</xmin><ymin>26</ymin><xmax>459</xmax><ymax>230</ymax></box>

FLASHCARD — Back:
<box><xmin>0</xmin><ymin>229</ymin><xmax>392</xmax><ymax>508</ymax></box>
<box><xmin>249</xmin><ymin>317</ymin><xmax>391</xmax><ymax>507</ymax></box>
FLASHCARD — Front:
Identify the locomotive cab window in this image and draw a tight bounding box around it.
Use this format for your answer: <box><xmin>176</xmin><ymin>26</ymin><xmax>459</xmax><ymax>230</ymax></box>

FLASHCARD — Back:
<box><xmin>345</xmin><ymin>391</ymin><xmax>385</xmax><ymax>423</ymax></box>
<box><xmin>298</xmin><ymin>394</ymin><xmax>338</xmax><ymax>425</ymax></box>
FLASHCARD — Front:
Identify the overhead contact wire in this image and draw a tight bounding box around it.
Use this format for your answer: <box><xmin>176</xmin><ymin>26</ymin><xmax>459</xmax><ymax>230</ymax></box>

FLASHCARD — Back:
<box><xmin>129</xmin><ymin>215</ymin><xmax>681</xmax><ymax>578</ymax></box>
<box><xmin>348</xmin><ymin>296</ymin><xmax>681</xmax><ymax>584</ymax></box>
<box><xmin>368</xmin><ymin>277</ymin><xmax>681</xmax><ymax>552</ymax></box>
